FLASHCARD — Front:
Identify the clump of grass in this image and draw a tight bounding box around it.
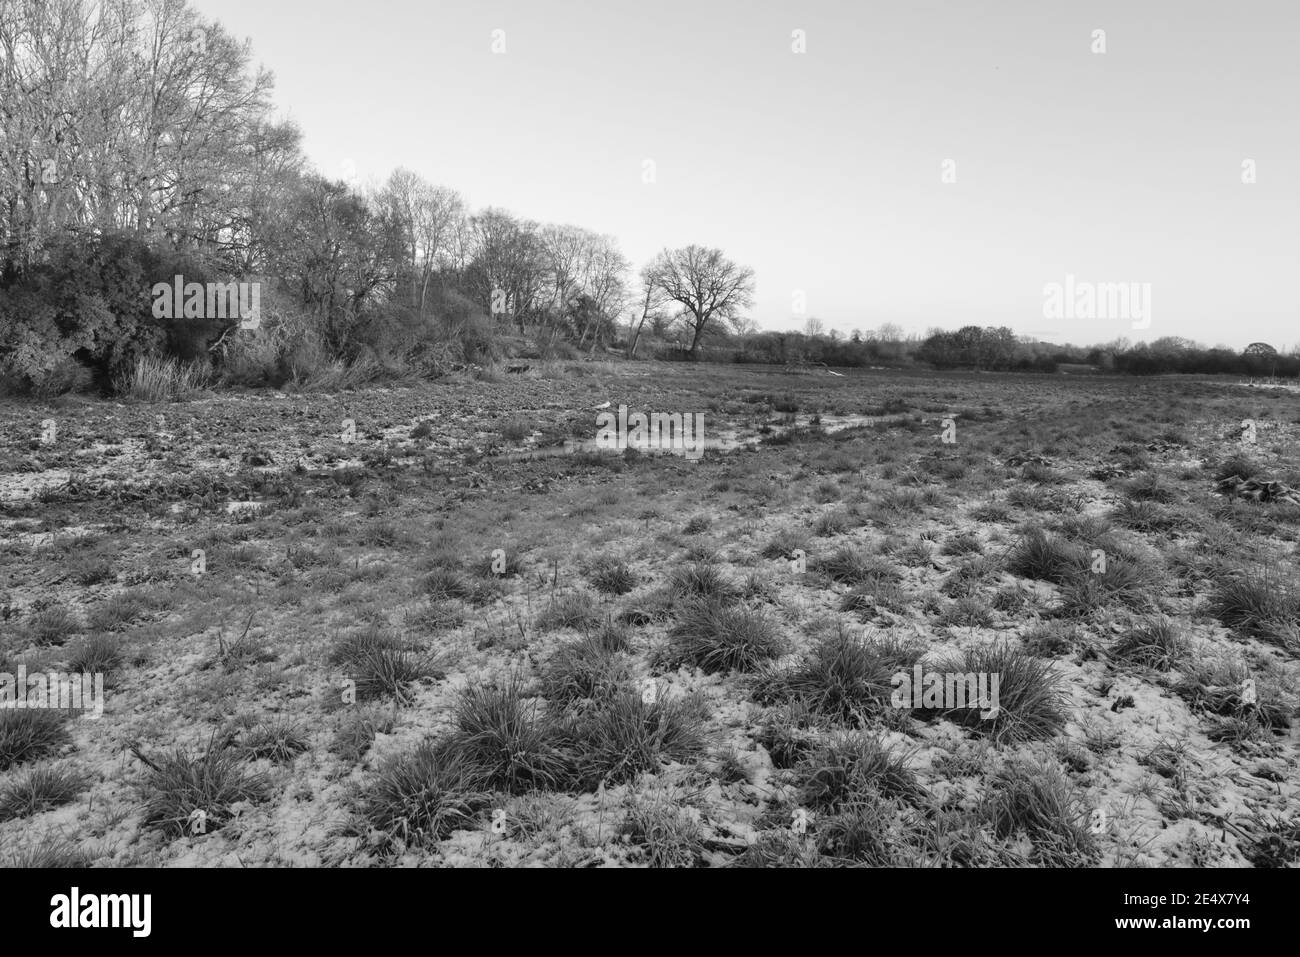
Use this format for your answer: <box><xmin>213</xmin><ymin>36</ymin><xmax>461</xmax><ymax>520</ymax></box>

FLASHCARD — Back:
<box><xmin>590</xmin><ymin>560</ymin><xmax>637</xmax><ymax>595</ymax></box>
<box><xmin>235</xmin><ymin>717</ymin><xmax>310</xmax><ymax>763</ymax></box>
<box><xmin>754</xmin><ymin>627</ymin><xmax>921</xmax><ymax>725</ymax></box>
<box><xmin>0</xmin><ymin>839</ymin><xmax>97</xmax><ymax>868</ymax></box>
<box><xmin>446</xmin><ymin>675</ymin><xmax>573</xmax><ymax>793</ymax></box>
<box><xmin>134</xmin><ymin>738</ymin><xmax>271</xmax><ymax>838</ymax></box>
<box><xmin>357</xmin><ymin>740</ymin><xmax>489</xmax><ymax>847</ymax></box>
<box><xmin>762</xmin><ymin>527</ymin><xmax>810</xmax><ymax>560</ymax></box>
<box><xmin>541</xmin><ymin>634</ymin><xmax>634</xmax><ymax>705</ymax></box>
<box><xmin>473</xmin><ymin>548</ymin><xmax>521</xmax><ymax>578</ymax></box>
<box><xmin>1174</xmin><ymin>655</ymin><xmax>1296</xmax><ymax>731</ymax></box>
<box><xmin>1123</xmin><ymin>473</ymin><xmax>1175</xmax><ymax>503</ymax></box>
<box><xmin>819</xmin><ymin>545</ymin><xmax>897</xmax><ymax>585</ymax></box>
<box><xmin>984</xmin><ymin>757</ymin><xmax>1097</xmax><ymax>867</ymax></box>
<box><xmin>1020</xmin><ymin>462</ymin><xmax>1064</xmax><ymax>485</ymax></box>
<box><xmin>1022</xmin><ymin>621</ymin><xmax>1077</xmax><ymax>658</ymax></box>
<box><xmin>536</xmin><ymin>590</ymin><xmax>600</xmax><ymax>631</ymax></box>
<box><xmin>941</xmin><ymin>532</ymin><xmax>983</xmax><ymax>556</ymax></box>
<box><xmin>0</xmin><ymin>763</ymin><xmax>89</xmax><ymax>822</ymax></box>
<box><xmin>68</xmin><ymin>554</ymin><xmax>114</xmax><ymax>585</ymax></box>
<box><xmin>971</xmin><ymin>501</ymin><xmax>1010</xmax><ymax>523</ymax></box>
<box><xmin>498</xmin><ymin>416</ymin><xmax>532</xmax><ymax>443</ymax></box>
<box><xmin>667</xmin><ymin>562</ymin><xmax>737</xmax><ymax>602</ymax></box>
<box><xmin>814</xmin><ymin>507</ymin><xmax>855</xmax><ymax>537</ymax></box>
<box><xmin>1056</xmin><ymin>554</ymin><xmax>1157</xmax><ymax>616</ymax></box>
<box><xmin>0</xmin><ymin>710</ymin><xmax>70</xmax><ymax>771</ymax></box>
<box><xmin>683</xmin><ymin>515</ymin><xmax>712</xmax><ymax>534</ymax></box>
<box><xmin>839</xmin><ymin>578</ymin><xmax>909</xmax><ymax>618</ymax></box>
<box><xmin>331</xmin><ymin>710</ymin><xmax>393</xmax><ymax>763</ymax></box>
<box><xmin>1111</xmin><ymin>499</ymin><xmax>1179</xmax><ymax>532</ymax></box>
<box><xmin>86</xmin><ymin>593</ymin><xmax>145</xmax><ymax>632</ymax></box>
<box><xmin>755</xmin><ymin>701</ymin><xmax>817</xmax><ymax>769</ymax></box>
<box><xmin>330</xmin><ymin>628</ymin><xmax>441</xmax><ymax>703</ymax></box>
<box><xmin>815</xmin><ymin>796</ymin><xmax>898</xmax><ymax>865</ymax></box>
<box><xmin>574</xmin><ymin>691</ymin><xmax>707</xmax><ymax>785</ymax></box>
<box><xmin>927</xmin><ymin>642</ymin><xmax>1066</xmax><ymax>745</ymax></box>
<box><xmin>114</xmin><ymin>356</ymin><xmax>210</xmax><ymax>402</ymax></box>
<box><xmin>665</xmin><ymin>600</ymin><xmax>785</xmax><ymax>674</ymax></box>
<box><xmin>733</xmin><ymin>829</ymin><xmax>824</xmax><ymax>867</ymax></box>
<box><xmin>1007</xmin><ymin>530</ymin><xmax>1086</xmax><ymax>583</ymax></box>
<box><xmin>66</xmin><ymin>634</ymin><xmax>123</xmax><ymax>676</ymax></box>
<box><xmin>1239</xmin><ymin>813</ymin><xmax>1300</xmax><ymax>868</ymax></box>
<box><xmin>20</xmin><ymin>605</ymin><xmax>82</xmax><ymax>646</ymax></box>
<box><xmin>942</xmin><ymin>597</ymin><xmax>995</xmax><ymax>628</ymax></box>
<box><xmin>1208</xmin><ymin>566</ymin><xmax>1300</xmax><ymax>645</ymax></box>
<box><xmin>1212</xmin><ymin>453</ymin><xmax>1261</xmax><ymax>482</ymax></box>
<box><xmin>1113</xmin><ymin>618</ymin><xmax>1186</xmax><ymax>671</ymax></box>
<box><xmin>942</xmin><ymin>556</ymin><xmax>999</xmax><ymax>598</ymax></box>
<box><xmin>619</xmin><ymin>799</ymin><xmax>705</xmax><ymax>867</ymax></box>
<box><xmin>795</xmin><ymin>735</ymin><xmax>926</xmax><ymax>809</ymax></box>
<box><xmin>421</xmin><ymin>567</ymin><xmax>474</xmax><ymax>602</ymax></box>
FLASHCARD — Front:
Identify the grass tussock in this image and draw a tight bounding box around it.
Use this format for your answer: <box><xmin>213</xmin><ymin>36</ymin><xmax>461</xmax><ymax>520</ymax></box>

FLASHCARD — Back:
<box><xmin>753</xmin><ymin>627</ymin><xmax>922</xmax><ymax>725</ymax></box>
<box><xmin>134</xmin><ymin>738</ymin><xmax>271</xmax><ymax>838</ymax></box>
<box><xmin>573</xmin><ymin>691</ymin><xmax>708</xmax><ymax>786</ymax></box>
<box><xmin>926</xmin><ymin>643</ymin><xmax>1067</xmax><ymax>745</ymax></box>
<box><xmin>0</xmin><ymin>710</ymin><xmax>71</xmax><ymax>771</ymax></box>
<box><xmin>985</xmin><ymin>757</ymin><xmax>1098</xmax><ymax>867</ymax></box>
<box><xmin>665</xmin><ymin>600</ymin><xmax>785</xmax><ymax>674</ymax></box>
<box><xmin>795</xmin><ymin>735</ymin><xmax>926</xmax><ymax>809</ymax></box>
<box><xmin>0</xmin><ymin>763</ymin><xmax>89</xmax><ymax>822</ymax></box>
<box><xmin>358</xmin><ymin>740</ymin><xmax>489</xmax><ymax>848</ymax></box>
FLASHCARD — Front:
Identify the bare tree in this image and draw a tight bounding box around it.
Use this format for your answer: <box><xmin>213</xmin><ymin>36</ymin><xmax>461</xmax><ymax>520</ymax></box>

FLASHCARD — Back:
<box><xmin>643</xmin><ymin>245</ymin><xmax>755</xmax><ymax>356</ymax></box>
<box><xmin>628</xmin><ymin>265</ymin><xmax>667</xmax><ymax>358</ymax></box>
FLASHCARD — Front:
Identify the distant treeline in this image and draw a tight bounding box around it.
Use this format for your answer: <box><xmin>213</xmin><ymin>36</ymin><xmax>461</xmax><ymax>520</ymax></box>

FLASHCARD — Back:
<box><xmin>675</xmin><ymin>325</ymin><xmax>1297</xmax><ymax>378</ymax></box>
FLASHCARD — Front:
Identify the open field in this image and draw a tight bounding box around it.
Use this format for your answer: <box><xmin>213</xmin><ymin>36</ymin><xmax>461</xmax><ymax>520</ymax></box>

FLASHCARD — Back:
<box><xmin>1</xmin><ymin>362</ymin><xmax>1298</xmax><ymax>867</ymax></box>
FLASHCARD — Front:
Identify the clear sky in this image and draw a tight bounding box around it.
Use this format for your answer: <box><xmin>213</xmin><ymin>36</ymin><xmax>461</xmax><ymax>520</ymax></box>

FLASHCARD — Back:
<box><xmin>193</xmin><ymin>0</ymin><xmax>1299</xmax><ymax>349</ymax></box>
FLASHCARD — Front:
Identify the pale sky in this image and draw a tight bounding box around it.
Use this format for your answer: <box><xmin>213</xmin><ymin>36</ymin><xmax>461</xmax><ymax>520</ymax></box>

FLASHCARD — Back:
<box><xmin>194</xmin><ymin>0</ymin><xmax>1299</xmax><ymax>349</ymax></box>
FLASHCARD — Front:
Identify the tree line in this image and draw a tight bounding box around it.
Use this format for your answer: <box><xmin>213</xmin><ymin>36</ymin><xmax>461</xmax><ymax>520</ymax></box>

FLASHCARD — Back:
<box><xmin>0</xmin><ymin>0</ymin><xmax>1287</xmax><ymax>395</ymax></box>
<box><xmin>0</xmin><ymin>0</ymin><xmax>755</xmax><ymax>394</ymax></box>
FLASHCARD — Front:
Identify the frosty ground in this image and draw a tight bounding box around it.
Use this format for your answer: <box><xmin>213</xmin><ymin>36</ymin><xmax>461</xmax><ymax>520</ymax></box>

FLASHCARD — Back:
<box><xmin>1</xmin><ymin>362</ymin><xmax>1297</xmax><ymax>867</ymax></box>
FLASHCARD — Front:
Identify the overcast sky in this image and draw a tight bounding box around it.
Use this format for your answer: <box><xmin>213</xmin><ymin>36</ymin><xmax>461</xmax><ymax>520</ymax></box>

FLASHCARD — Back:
<box><xmin>193</xmin><ymin>0</ymin><xmax>1298</xmax><ymax>349</ymax></box>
